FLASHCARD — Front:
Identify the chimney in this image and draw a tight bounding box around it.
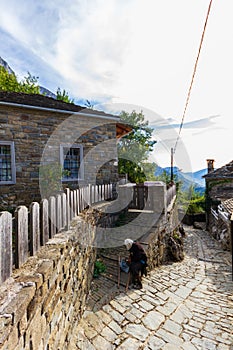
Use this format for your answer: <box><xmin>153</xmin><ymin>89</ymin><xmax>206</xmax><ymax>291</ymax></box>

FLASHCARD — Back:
<box><xmin>207</xmin><ymin>159</ymin><xmax>214</xmax><ymax>173</ymax></box>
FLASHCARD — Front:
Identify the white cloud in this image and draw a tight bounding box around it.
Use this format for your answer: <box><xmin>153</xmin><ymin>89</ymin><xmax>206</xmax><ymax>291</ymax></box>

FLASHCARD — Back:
<box><xmin>0</xmin><ymin>0</ymin><xmax>133</xmax><ymax>97</ymax></box>
<box><xmin>0</xmin><ymin>0</ymin><xmax>232</xmax><ymax>172</ymax></box>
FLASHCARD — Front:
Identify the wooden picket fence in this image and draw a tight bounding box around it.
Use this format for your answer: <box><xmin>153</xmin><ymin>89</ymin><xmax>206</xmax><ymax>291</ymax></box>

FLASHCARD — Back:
<box><xmin>0</xmin><ymin>184</ymin><xmax>113</xmax><ymax>284</ymax></box>
<box><xmin>166</xmin><ymin>184</ymin><xmax>176</xmax><ymax>207</ymax></box>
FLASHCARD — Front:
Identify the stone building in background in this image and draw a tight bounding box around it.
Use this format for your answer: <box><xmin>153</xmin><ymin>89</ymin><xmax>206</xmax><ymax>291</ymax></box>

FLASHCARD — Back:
<box><xmin>0</xmin><ymin>92</ymin><xmax>131</xmax><ymax>209</ymax></box>
<box><xmin>204</xmin><ymin>159</ymin><xmax>233</xmax><ymax>250</ymax></box>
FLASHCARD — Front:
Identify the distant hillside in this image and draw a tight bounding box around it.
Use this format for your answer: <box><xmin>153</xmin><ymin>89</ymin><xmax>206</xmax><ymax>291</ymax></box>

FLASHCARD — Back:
<box><xmin>155</xmin><ymin>165</ymin><xmax>207</xmax><ymax>194</ymax></box>
<box><xmin>184</xmin><ymin>168</ymin><xmax>207</xmax><ymax>187</ymax></box>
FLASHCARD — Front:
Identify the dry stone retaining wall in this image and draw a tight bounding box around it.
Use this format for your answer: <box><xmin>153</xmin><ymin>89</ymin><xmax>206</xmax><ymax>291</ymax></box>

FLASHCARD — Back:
<box><xmin>0</xmin><ymin>218</ymin><xmax>96</xmax><ymax>350</ymax></box>
<box><xmin>144</xmin><ymin>198</ymin><xmax>182</xmax><ymax>270</ymax></box>
<box><xmin>0</xmin><ymin>182</ymin><xmax>178</xmax><ymax>349</ymax></box>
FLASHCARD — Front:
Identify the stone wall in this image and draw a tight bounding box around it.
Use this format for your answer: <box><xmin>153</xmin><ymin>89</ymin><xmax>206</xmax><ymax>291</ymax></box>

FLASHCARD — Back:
<box><xmin>208</xmin><ymin>210</ymin><xmax>231</xmax><ymax>251</ymax></box>
<box><xmin>0</xmin><ymin>105</ymin><xmax>118</xmax><ymax>209</ymax></box>
<box><xmin>0</xmin><ymin>218</ymin><xmax>96</xmax><ymax>350</ymax></box>
<box><xmin>0</xmin><ymin>183</ymin><xmax>179</xmax><ymax>349</ymax></box>
<box><xmin>205</xmin><ymin>179</ymin><xmax>233</xmax><ymax>250</ymax></box>
<box><xmin>206</xmin><ymin>179</ymin><xmax>233</xmax><ymax>206</ymax></box>
<box><xmin>71</xmin><ymin>183</ymin><xmax>181</xmax><ymax>272</ymax></box>
<box><xmin>144</xmin><ymin>198</ymin><xmax>183</xmax><ymax>271</ymax></box>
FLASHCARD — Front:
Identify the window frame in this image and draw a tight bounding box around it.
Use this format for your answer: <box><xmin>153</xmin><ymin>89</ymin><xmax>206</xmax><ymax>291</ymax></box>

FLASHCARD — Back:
<box><xmin>0</xmin><ymin>141</ymin><xmax>16</xmax><ymax>185</ymax></box>
<box><xmin>60</xmin><ymin>144</ymin><xmax>84</xmax><ymax>182</ymax></box>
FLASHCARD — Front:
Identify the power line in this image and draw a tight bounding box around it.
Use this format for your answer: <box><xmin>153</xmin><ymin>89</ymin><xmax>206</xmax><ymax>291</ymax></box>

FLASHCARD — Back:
<box><xmin>173</xmin><ymin>0</ymin><xmax>213</xmax><ymax>154</ymax></box>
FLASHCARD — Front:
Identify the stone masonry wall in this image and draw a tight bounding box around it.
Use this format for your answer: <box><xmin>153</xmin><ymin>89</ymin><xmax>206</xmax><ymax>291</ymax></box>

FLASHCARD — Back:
<box><xmin>0</xmin><ymin>184</ymin><xmax>179</xmax><ymax>349</ymax></box>
<box><xmin>208</xmin><ymin>213</ymin><xmax>231</xmax><ymax>251</ymax></box>
<box><xmin>0</xmin><ymin>217</ymin><xmax>97</xmax><ymax>350</ymax></box>
<box><xmin>207</xmin><ymin>179</ymin><xmax>233</xmax><ymax>204</ymax></box>
<box><xmin>206</xmin><ymin>179</ymin><xmax>233</xmax><ymax>250</ymax></box>
<box><xmin>0</xmin><ymin>105</ymin><xmax>118</xmax><ymax>209</ymax></box>
<box><xmin>144</xmin><ymin>199</ymin><xmax>182</xmax><ymax>270</ymax></box>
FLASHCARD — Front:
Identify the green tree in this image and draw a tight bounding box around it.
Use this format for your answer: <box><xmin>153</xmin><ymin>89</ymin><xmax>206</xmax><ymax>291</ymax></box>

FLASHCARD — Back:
<box><xmin>155</xmin><ymin>170</ymin><xmax>181</xmax><ymax>190</ymax></box>
<box><xmin>118</xmin><ymin>110</ymin><xmax>156</xmax><ymax>183</ymax></box>
<box><xmin>0</xmin><ymin>67</ymin><xmax>40</xmax><ymax>94</ymax></box>
<box><xmin>0</xmin><ymin>66</ymin><xmax>18</xmax><ymax>91</ymax></box>
<box><xmin>178</xmin><ymin>185</ymin><xmax>205</xmax><ymax>214</ymax></box>
<box><xmin>39</xmin><ymin>162</ymin><xmax>70</xmax><ymax>198</ymax></box>
<box><xmin>0</xmin><ymin>66</ymin><xmax>74</xmax><ymax>103</ymax></box>
<box><xmin>56</xmin><ymin>87</ymin><xmax>74</xmax><ymax>104</ymax></box>
<box><xmin>21</xmin><ymin>72</ymin><xmax>40</xmax><ymax>94</ymax></box>
<box><xmin>155</xmin><ymin>170</ymin><xmax>171</xmax><ymax>184</ymax></box>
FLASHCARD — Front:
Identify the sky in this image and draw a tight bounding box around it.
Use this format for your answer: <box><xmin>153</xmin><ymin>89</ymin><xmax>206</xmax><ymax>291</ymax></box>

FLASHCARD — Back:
<box><xmin>0</xmin><ymin>0</ymin><xmax>232</xmax><ymax>173</ymax></box>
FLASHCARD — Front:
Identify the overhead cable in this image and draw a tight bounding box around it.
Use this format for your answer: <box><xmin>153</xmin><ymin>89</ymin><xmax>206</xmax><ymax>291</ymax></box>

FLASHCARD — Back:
<box><xmin>173</xmin><ymin>0</ymin><xmax>213</xmax><ymax>153</ymax></box>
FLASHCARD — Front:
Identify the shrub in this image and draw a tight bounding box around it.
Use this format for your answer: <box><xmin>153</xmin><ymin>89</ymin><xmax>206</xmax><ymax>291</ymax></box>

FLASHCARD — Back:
<box><xmin>93</xmin><ymin>259</ymin><xmax>106</xmax><ymax>278</ymax></box>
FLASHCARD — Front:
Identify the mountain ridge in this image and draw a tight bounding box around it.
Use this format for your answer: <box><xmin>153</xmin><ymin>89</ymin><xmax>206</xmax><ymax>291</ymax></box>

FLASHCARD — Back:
<box><xmin>155</xmin><ymin>165</ymin><xmax>207</xmax><ymax>193</ymax></box>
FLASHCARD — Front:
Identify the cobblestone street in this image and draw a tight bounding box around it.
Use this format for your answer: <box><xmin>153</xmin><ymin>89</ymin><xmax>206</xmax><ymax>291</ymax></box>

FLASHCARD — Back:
<box><xmin>69</xmin><ymin>226</ymin><xmax>233</xmax><ymax>350</ymax></box>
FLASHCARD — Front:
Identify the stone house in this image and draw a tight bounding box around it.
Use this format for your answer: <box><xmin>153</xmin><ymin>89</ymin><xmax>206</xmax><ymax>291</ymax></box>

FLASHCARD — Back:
<box><xmin>203</xmin><ymin>159</ymin><xmax>233</xmax><ymax>250</ymax></box>
<box><xmin>215</xmin><ymin>198</ymin><xmax>233</xmax><ymax>250</ymax></box>
<box><xmin>0</xmin><ymin>92</ymin><xmax>131</xmax><ymax>209</ymax></box>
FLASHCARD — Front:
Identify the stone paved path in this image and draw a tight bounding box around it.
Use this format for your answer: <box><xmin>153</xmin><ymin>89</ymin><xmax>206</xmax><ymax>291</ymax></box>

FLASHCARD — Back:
<box><xmin>69</xmin><ymin>226</ymin><xmax>233</xmax><ymax>350</ymax></box>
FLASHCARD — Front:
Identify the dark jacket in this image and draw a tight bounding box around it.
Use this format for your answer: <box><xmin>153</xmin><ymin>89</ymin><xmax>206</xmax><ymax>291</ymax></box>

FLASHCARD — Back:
<box><xmin>129</xmin><ymin>242</ymin><xmax>147</xmax><ymax>264</ymax></box>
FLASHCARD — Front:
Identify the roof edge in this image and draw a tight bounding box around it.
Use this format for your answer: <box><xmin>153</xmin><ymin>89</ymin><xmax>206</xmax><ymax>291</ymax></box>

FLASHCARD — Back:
<box><xmin>0</xmin><ymin>101</ymin><xmax>120</xmax><ymax>121</ymax></box>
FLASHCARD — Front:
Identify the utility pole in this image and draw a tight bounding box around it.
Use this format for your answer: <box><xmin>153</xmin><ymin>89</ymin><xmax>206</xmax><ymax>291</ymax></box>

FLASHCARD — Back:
<box><xmin>171</xmin><ymin>148</ymin><xmax>174</xmax><ymax>183</ymax></box>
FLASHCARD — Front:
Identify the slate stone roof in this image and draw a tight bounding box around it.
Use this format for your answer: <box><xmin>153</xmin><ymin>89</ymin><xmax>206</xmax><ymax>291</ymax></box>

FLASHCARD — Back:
<box><xmin>0</xmin><ymin>91</ymin><xmax>86</xmax><ymax>112</ymax></box>
<box><xmin>221</xmin><ymin>198</ymin><xmax>233</xmax><ymax>214</ymax></box>
<box><xmin>0</xmin><ymin>91</ymin><xmax>121</xmax><ymax>121</ymax></box>
<box><xmin>0</xmin><ymin>91</ymin><xmax>85</xmax><ymax>112</ymax></box>
<box><xmin>203</xmin><ymin>160</ymin><xmax>233</xmax><ymax>179</ymax></box>
<box><xmin>0</xmin><ymin>92</ymin><xmax>133</xmax><ymax>137</ymax></box>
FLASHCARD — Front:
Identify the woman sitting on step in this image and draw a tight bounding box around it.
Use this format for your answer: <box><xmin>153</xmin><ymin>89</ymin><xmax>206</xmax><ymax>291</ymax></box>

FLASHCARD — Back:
<box><xmin>124</xmin><ymin>239</ymin><xmax>147</xmax><ymax>289</ymax></box>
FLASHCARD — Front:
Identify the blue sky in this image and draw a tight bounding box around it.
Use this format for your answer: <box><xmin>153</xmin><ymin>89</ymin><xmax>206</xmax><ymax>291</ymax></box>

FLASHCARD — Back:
<box><xmin>0</xmin><ymin>0</ymin><xmax>232</xmax><ymax>172</ymax></box>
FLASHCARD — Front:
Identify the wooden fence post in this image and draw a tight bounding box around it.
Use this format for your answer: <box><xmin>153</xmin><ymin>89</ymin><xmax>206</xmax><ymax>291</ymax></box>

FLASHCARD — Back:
<box><xmin>76</xmin><ymin>189</ymin><xmax>80</xmax><ymax>215</ymax></box>
<box><xmin>89</xmin><ymin>184</ymin><xmax>92</xmax><ymax>206</ymax></box>
<box><xmin>105</xmin><ymin>184</ymin><xmax>107</xmax><ymax>200</ymax></box>
<box><xmin>15</xmin><ymin>206</ymin><xmax>28</xmax><ymax>268</ymax></box>
<box><xmin>78</xmin><ymin>187</ymin><xmax>81</xmax><ymax>212</ymax></box>
<box><xmin>94</xmin><ymin>185</ymin><xmax>97</xmax><ymax>203</ymax></box>
<box><xmin>80</xmin><ymin>187</ymin><xmax>84</xmax><ymax>211</ymax></box>
<box><xmin>105</xmin><ymin>184</ymin><xmax>108</xmax><ymax>200</ymax></box>
<box><xmin>65</xmin><ymin>188</ymin><xmax>70</xmax><ymax>229</ymax></box>
<box><xmin>49</xmin><ymin>196</ymin><xmax>56</xmax><ymax>238</ymax></box>
<box><xmin>41</xmin><ymin>199</ymin><xmax>49</xmax><ymax>245</ymax></box>
<box><xmin>0</xmin><ymin>211</ymin><xmax>12</xmax><ymax>283</ymax></box>
<box><xmin>61</xmin><ymin>193</ymin><xmax>67</xmax><ymax>229</ymax></box>
<box><xmin>109</xmin><ymin>183</ymin><xmax>112</xmax><ymax>199</ymax></box>
<box><xmin>56</xmin><ymin>194</ymin><xmax>62</xmax><ymax>232</ymax></box>
<box><xmin>82</xmin><ymin>186</ymin><xmax>85</xmax><ymax>209</ymax></box>
<box><xmin>100</xmin><ymin>185</ymin><xmax>103</xmax><ymax>202</ymax></box>
<box><xmin>30</xmin><ymin>202</ymin><xmax>40</xmax><ymax>256</ymax></box>
<box><xmin>73</xmin><ymin>190</ymin><xmax>77</xmax><ymax>216</ymax></box>
<box><xmin>85</xmin><ymin>185</ymin><xmax>88</xmax><ymax>207</ymax></box>
<box><xmin>70</xmin><ymin>190</ymin><xmax>74</xmax><ymax>220</ymax></box>
<box><xmin>104</xmin><ymin>184</ymin><xmax>106</xmax><ymax>200</ymax></box>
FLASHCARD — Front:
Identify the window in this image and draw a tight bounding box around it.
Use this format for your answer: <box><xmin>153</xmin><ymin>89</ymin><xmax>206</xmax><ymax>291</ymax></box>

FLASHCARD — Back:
<box><xmin>60</xmin><ymin>144</ymin><xmax>84</xmax><ymax>181</ymax></box>
<box><xmin>0</xmin><ymin>141</ymin><xmax>16</xmax><ymax>184</ymax></box>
